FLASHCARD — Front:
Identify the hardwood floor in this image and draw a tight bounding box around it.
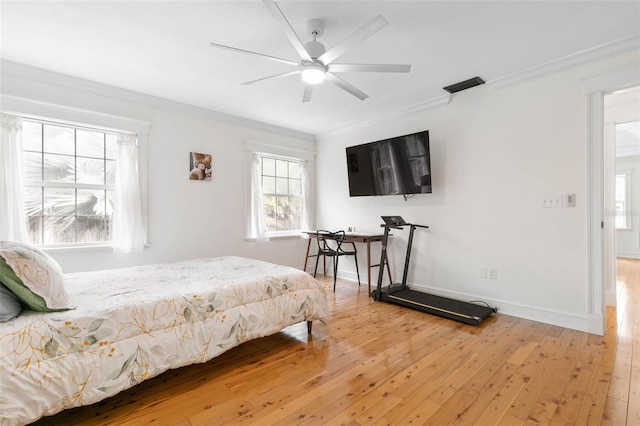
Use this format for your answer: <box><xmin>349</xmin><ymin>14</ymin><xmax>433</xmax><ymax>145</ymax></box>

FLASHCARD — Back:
<box><xmin>33</xmin><ymin>259</ymin><xmax>640</xmax><ymax>425</ymax></box>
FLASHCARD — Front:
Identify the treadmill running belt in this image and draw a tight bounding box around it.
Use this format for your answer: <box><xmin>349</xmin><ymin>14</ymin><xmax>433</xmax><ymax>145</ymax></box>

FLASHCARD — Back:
<box><xmin>386</xmin><ymin>288</ymin><xmax>494</xmax><ymax>325</ymax></box>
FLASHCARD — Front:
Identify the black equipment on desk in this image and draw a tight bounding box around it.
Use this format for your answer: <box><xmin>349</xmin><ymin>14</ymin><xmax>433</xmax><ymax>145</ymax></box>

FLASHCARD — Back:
<box><xmin>372</xmin><ymin>216</ymin><xmax>496</xmax><ymax>326</ymax></box>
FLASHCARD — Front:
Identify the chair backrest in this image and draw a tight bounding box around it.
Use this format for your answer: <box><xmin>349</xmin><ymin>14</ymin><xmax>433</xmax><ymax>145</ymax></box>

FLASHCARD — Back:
<box><xmin>316</xmin><ymin>230</ymin><xmax>346</xmax><ymax>252</ymax></box>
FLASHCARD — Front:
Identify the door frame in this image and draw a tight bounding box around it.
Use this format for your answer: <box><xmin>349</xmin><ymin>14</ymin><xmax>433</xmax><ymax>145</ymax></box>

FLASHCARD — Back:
<box><xmin>584</xmin><ymin>63</ymin><xmax>640</xmax><ymax>335</ymax></box>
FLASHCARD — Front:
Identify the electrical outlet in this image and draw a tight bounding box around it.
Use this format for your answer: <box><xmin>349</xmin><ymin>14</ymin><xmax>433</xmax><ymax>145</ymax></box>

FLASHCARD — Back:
<box><xmin>488</xmin><ymin>268</ymin><xmax>497</xmax><ymax>279</ymax></box>
<box><xmin>479</xmin><ymin>267</ymin><xmax>487</xmax><ymax>278</ymax></box>
<box><xmin>565</xmin><ymin>193</ymin><xmax>576</xmax><ymax>207</ymax></box>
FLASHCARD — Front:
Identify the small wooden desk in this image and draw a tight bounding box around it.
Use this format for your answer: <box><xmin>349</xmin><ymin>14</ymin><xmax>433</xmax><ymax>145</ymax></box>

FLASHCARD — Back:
<box><xmin>303</xmin><ymin>231</ymin><xmax>392</xmax><ymax>295</ymax></box>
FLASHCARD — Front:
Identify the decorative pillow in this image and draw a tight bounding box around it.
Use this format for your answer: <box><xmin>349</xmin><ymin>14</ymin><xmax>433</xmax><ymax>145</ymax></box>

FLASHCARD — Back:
<box><xmin>0</xmin><ymin>241</ymin><xmax>73</xmax><ymax>312</ymax></box>
<box><xmin>0</xmin><ymin>283</ymin><xmax>22</xmax><ymax>322</ymax></box>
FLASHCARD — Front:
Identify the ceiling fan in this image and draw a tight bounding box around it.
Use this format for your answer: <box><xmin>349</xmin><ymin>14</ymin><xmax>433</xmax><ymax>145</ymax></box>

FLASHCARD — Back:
<box><xmin>209</xmin><ymin>0</ymin><xmax>411</xmax><ymax>103</ymax></box>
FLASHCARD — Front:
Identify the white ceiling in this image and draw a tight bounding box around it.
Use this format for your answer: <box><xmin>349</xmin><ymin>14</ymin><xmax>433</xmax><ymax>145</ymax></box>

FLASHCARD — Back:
<box><xmin>1</xmin><ymin>1</ymin><xmax>639</xmax><ymax>137</ymax></box>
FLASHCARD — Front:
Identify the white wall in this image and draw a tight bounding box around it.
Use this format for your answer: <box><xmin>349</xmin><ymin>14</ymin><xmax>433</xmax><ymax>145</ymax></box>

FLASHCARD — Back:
<box><xmin>1</xmin><ymin>64</ymin><xmax>315</xmax><ymax>273</ymax></box>
<box><xmin>315</xmin><ymin>50</ymin><xmax>640</xmax><ymax>332</ymax></box>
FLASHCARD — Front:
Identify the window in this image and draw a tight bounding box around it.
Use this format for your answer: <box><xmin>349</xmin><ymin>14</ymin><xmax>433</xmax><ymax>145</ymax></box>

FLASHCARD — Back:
<box><xmin>260</xmin><ymin>155</ymin><xmax>303</xmax><ymax>232</ymax></box>
<box><xmin>2</xmin><ymin>97</ymin><xmax>149</xmax><ymax>251</ymax></box>
<box><xmin>22</xmin><ymin>118</ymin><xmax>117</xmax><ymax>245</ymax></box>
<box><xmin>615</xmin><ymin>173</ymin><xmax>631</xmax><ymax>229</ymax></box>
<box><xmin>245</xmin><ymin>141</ymin><xmax>313</xmax><ymax>240</ymax></box>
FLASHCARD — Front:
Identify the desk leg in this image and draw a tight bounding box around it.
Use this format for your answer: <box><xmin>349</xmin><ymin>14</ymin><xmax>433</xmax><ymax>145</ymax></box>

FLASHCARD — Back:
<box><xmin>367</xmin><ymin>241</ymin><xmax>372</xmax><ymax>295</ymax></box>
<box><xmin>303</xmin><ymin>238</ymin><xmax>312</xmax><ymax>272</ymax></box>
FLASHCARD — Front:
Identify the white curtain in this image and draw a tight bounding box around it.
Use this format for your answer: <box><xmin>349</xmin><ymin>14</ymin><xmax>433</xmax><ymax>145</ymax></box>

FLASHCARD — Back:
<box><xmin>112</xmin><ymin>133</ymin><xmax>144</xmax><ymax>252</ymax></box>
<box><xmin>249</xmin><ymin>152</ymin><xmax>269</xmax><ymax>241</ymax></box>
<box><xmin>0</xmin><ymin>113</ymin><xmax>28</xmax><ymax>242</ymax></box>
<box><xmin>300</xmin><ymin>160</ymin><xmax>311</xmax><ymax>233</ymax></box>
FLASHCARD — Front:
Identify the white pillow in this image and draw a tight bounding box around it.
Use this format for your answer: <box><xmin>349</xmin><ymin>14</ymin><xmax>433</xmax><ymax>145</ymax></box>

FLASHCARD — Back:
<box><xmin>0</xmin><ymin>241</ymin><xmax>73</xmax><ymax>311</ymax></box>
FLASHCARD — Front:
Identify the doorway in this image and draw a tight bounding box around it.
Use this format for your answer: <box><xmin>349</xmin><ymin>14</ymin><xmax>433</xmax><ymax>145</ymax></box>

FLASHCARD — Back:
<box><xmin>585</xmin><ymin>63</ymin><xmax>639</xmax><ymax>335</ymax></box>
<box><xmin>604</xmin><ymin>88</ymin><xmax>640</xmax><ymax>311</ymax></box>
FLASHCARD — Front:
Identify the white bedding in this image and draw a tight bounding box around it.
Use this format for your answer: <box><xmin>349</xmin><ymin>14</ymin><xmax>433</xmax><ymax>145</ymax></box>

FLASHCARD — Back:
<box><xmin>0</xmin><ymin>256</ymin><xmax>328</xmax><ymax>425</ymax></box>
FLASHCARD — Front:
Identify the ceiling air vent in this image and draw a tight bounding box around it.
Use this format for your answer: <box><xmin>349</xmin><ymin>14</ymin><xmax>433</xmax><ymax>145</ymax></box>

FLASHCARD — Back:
<box><xmin>443</xmin><ymin>76</ymin><xmax>485</xmax><ymax>94</ymax></box>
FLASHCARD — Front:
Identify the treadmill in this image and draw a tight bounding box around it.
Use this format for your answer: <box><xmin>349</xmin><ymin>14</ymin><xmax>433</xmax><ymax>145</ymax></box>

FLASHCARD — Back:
<box><xmin>371</xmin><ymin>216</ymin><xmax>496</xmax><ymax>326</ymax></box>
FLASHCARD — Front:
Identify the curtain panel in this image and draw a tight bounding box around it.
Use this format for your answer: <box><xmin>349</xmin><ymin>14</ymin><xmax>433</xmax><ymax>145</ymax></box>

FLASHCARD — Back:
<box><xmin>0</xmin><ymin>113</ymin><xmax>28</xmax><ymax>242</ymax></box>
<box><xmin>112</xmin><ymin>133</ymin><xmax>145</xmax><ymax>252</ymax></box>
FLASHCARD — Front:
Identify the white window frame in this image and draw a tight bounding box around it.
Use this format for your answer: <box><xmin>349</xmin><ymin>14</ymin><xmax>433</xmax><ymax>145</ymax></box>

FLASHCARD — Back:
<box><xmin>244</xmin><ymin>140</ymin><xmax>314</xmax><ymax>240</ymax></box>
<box><xmin>1</xmin><ymin>95</ymin><xmax>150</xmax><ymax>250</ymax></box>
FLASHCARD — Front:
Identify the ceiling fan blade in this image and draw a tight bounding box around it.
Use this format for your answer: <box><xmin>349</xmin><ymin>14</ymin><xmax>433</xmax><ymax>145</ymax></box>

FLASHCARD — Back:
<box><xmin>302</xmin><ymin>84</ymin><xmax>313</xmax><ymax>103</ymax></box>
<box><xmin>242</xmin><ymin>70</ymin><xmax>300</xmax><ymax>86</ymax></box>
<box><xmin>327</xmin><ymin>63</ymin><xmax>411</xmax><ymax>73</ymax></box>
<box><xmin>210</xmin><ymin>42</ymin><xmax>299</xmax><ymax>66</ymax></box>
<box><xmin>263</xmin><ymin>0</ymin><xmax>313</xmax><ymax>62</ymax></box>
<box><xmin>325</xmin><ymin>73</ymin><xmax>369</xmax><ymax>101</ymax></box>
<box><xmin>318</xmin><ymin>15</ymin><xmax>388</xmax><ymax>65</ymax></box>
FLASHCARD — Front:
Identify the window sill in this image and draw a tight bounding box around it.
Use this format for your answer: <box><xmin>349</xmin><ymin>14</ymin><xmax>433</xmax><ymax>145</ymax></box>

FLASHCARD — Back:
<box><xmin>245</xmin><ymin>232</ymin><xmax>305</xmax><ymax>242</ymax></box>
<box><xmin>41</xmin><ymin>244</ymin><xmax>113</xmax><ymax>254</ymax></box>
<box><xmin>39</xmin><ymin>242</ymin><xmax>150</xmax><ymax>254</ymax></box>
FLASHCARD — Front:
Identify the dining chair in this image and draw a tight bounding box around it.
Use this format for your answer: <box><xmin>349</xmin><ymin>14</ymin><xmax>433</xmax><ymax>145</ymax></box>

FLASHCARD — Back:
<box><xmin>313</xmin><ymin>230</ymin><xmax>361</xmax><ymax>292</ymax></box>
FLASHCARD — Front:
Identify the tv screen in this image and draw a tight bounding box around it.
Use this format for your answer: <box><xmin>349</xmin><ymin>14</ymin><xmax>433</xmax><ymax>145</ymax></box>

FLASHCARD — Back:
<box><xmin>346</xmin><ymin>130</ymin><xmax>431</xmax><ymax>196</ymax></box>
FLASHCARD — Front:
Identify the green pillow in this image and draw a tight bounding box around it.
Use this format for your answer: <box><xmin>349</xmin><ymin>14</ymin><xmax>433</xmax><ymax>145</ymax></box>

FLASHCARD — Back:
<box><xmin>0</xmin><ymin>241</ymin><xmax>73</xmax><ymax>312</ymax></box>
<box><xmin>0</xmin><ymin>283</ymin><xmax>22</xmax><ymax>321</ymax></box>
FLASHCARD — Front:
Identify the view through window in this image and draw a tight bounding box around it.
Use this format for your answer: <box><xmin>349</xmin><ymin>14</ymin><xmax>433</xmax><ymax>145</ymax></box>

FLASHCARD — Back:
<box><xmin>260</xmin><ymin>155</ymin><xmax>303</xmax><ymax>232</ymax></box>
<box><xmin>22</xmin><ymin>118</ymin><xmax>116</xmax><ymax>245</ymax></box>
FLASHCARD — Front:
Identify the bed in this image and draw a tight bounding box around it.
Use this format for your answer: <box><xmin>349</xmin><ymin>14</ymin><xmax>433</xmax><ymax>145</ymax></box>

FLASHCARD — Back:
<box><xmin>0</xmin><ymin>252</ymin><xmax>328</xmax><ymax>426</ymax></box>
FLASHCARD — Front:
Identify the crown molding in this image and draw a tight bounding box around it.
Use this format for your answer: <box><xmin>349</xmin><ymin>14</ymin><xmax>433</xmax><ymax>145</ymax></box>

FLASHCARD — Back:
<box><xmin>492</xmin><ymin>35</ymin><xmax>640</xmax><ymax>89</ymax></box>
<box><xmin>0</xmin><ymin>60</ymin><xmax>316</xmax><ymax>143</ymax></box>
<box><xmin>318</xmin><ymin>35</ymin><xmax>639</xmax><ymax>141</ymax></box>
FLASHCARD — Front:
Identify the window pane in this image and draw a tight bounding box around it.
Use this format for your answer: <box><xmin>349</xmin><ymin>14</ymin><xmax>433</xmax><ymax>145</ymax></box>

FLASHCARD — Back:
<box><xmin>288</xmin><ymin>161</ymin><xmax>300</xmax><ymax>179</ymax></box>
<box><xmin>106</xmin><ymin>190</ymin><xmax>115</xmax><ymax>216</ymax></box>
<box><xmin>43</xmin><ymin>215</ymin><xmax>76</xmax><ymax>244</ymax></box>
<box><xmin>27</xmin><ymin>216</ymin><xmax>43</xmax><ymax>245</ymax></box>
<box><xmin>275</xmin><ymin>159</ymin><xmax>287</xmax><ymax>177</ymax></box>
<box><xmin>77</xmin><ymin>189</ymin><xmax>107</xmax><ymax>216</ymax></box>
<box><xmin>43</xmin><ymin>153</ymin><xmax>75</xmax><ymax>183</ymax></box>
<box><xmin>289</xmin><ymin>197</ymin><xmax>301</xmax><ymax>229</ymax></box>
<box><xmin>77</xmin><ymin>157</ymin><xmax>105</xmax><ymax>185</ymax></box>
<box><xmin>77</xmin><ymin>129</ymin><xmax>104</xmax><ymax>158</ymax></box>
<box><xmin>276</xmin><ymin>177</ymin><xmax>288</xmax><ymax>194</ymax></box>
<box><xmin>263</xmin><ymin>195</ymin><xmax>276</xmax><ymax>232</ymax></box>
<box><xmin>262</xmin><ymin>157</ymin><xmax>275</xmax><ymax>176</ymax></box>
<box><xmin>276</xmin><ymin>197</ymin><xmax>293</xmax><ymax>231</ymax></box>
<box><xmin>106</xmin><ymin>159</ymin><xmax>116</xmax><ymax>186</ymax></box>
<box><xmin>23</xmin><ymin>152</ymin><xmax>42</xmax><ymax>182</ymax></box>
<box><xmin>44</xmin><ymin>125</ymin><xmax>74</xmax><ymax>155</ymax></box>
<box><xmin>290</xmin><ymin>179</ymin><xmax>301</xmax><ymax>195</ymax></box>
<box><xmin>263</xmin><ymin>176</ymin><xmax>275</xmax><ymax>194</ymax></box>
<box><xmin>76</xmin><ymin>216</ymin><xmax>108</xmax><ymax>243</ymax></box>
<box><xmin>21</xmin><ymin>118</ymin><xmax>124</xmax><ymax>246</ymax></box>
<box><xmin>23</xmin><ymin>121</ymin><xmax>42</xmax><ymax>152</ymax></box>
<box><xmin>24</xmin><ymin>187</ymin><xmax>43</xmax><ymax>215</ymax></box>
<box><xmin>106</xmin><ymin>134</ymin><xmax>117</xmax><ymax>159</ymax></box>
<box><xmin>43</xmin><ymin>187</ymin><xmax>75</xmax><ymax>215</ymax></box>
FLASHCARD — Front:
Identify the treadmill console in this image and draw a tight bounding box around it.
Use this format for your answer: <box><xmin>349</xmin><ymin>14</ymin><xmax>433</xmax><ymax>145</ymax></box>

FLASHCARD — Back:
<box><xmin>381</xmin><ymin>215</ymin><xmax>407</xmax><ymax>227</ymax></box>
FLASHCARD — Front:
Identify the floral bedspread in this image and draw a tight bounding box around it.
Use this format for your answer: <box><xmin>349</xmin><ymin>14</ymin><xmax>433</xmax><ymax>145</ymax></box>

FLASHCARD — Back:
<box><xmin>0</xmin><ymin>256</ymin><xmax>328</xmax><ymax>425</ymax></box>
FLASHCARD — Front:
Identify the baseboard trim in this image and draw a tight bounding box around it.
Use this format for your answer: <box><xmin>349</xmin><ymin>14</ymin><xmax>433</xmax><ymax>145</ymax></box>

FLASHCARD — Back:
<box><xmin>617</xmin><ymin>252</ymin><xmax>640</xmax><ymax>259</ymax></box>
<box><xmin>317</xmin><ymin>270</ymin><xmax>604</xmax><ymax>334</ymax></box>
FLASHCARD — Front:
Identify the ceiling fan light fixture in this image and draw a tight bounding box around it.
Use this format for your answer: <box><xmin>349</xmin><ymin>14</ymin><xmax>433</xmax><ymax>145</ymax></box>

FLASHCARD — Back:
<box><xmin>301</xmin><ymin>63</ymin><xmax>326</xmax><ymax>85</ymax></box>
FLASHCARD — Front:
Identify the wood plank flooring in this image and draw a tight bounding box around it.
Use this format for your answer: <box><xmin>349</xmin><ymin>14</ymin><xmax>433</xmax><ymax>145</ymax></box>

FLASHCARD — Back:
<box><xmin>33</xmin><ymin>259</ymin><xmax>640</xmax><ymax>425</ymax></box>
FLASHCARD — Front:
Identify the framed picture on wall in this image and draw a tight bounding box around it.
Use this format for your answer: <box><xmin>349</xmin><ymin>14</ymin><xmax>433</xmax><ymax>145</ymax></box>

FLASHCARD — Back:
<box><xmin>189</xmin><ymin>152</ymin><xmax>212</xmax><ymax>181</ymax></box>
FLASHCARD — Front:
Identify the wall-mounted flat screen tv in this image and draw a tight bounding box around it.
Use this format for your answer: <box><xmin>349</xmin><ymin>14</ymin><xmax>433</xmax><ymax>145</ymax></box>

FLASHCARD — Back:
<box><xmin>346</xmin><ymin>130</ymin><xmax>431</xmax><ymax>196</ymax></box>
